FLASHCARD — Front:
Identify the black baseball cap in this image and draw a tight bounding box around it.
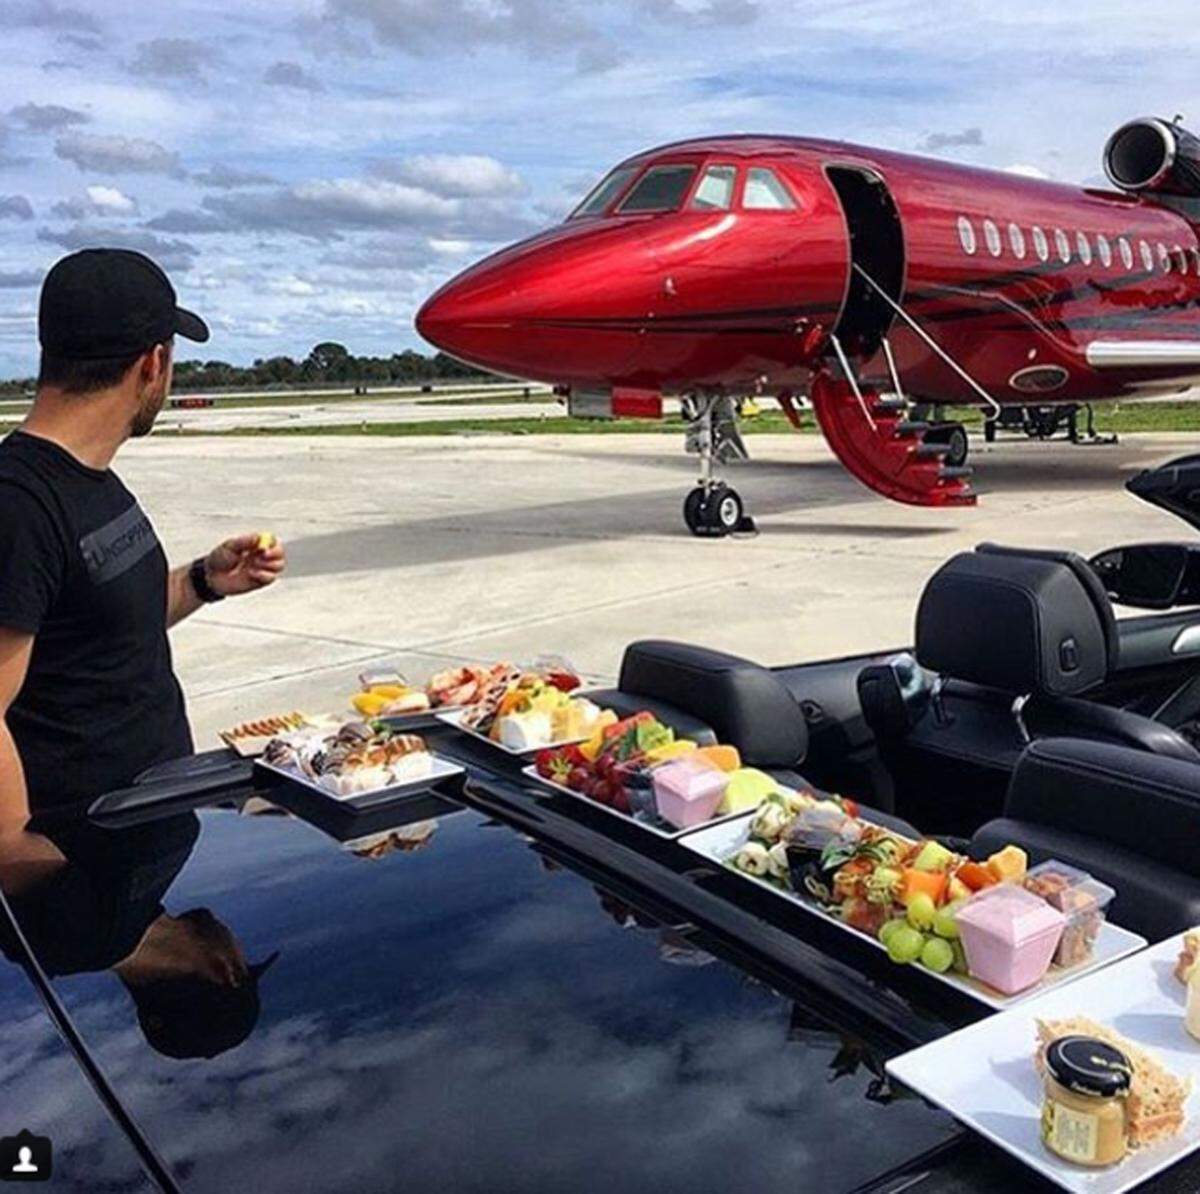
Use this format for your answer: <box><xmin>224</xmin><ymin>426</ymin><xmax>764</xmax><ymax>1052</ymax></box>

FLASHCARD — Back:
<box><xmin>39</xmin><ymin>247</ymin><xmax>209</xmax><ymax>360</ymax></box>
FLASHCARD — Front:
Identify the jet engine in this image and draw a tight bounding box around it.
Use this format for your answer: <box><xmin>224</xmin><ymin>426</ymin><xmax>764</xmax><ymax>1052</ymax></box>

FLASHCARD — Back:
<box><xmin>1104</xmin><ymin>117</ymin><xmax>1200</xmax><ymax>197</ymax></box>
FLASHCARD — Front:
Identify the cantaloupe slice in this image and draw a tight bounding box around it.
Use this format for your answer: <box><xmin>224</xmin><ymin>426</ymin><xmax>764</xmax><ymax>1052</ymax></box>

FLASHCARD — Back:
<box><xmin>694</xmin><ymin>744</ymin><xmax>741</xmax><ymax>772</ymax></box>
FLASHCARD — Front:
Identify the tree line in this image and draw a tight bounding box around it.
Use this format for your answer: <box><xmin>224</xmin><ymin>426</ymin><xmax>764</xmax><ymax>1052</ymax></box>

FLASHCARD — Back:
<box><xmin>0</xmin><ymin>342</ymin><xmax>494</xmax><ymax>396</ymax></box>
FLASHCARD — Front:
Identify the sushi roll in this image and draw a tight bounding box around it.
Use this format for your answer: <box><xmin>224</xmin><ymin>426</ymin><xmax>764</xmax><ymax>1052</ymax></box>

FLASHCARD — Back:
<box><xmin>734</xmin><ymin>840</ymin><xmax>771</xmax><ymax>876</ymax></box>
<box><xmin>766</xmin><ymin>842</ymin><xmax>790</xmax><ymax>880</ymax></box>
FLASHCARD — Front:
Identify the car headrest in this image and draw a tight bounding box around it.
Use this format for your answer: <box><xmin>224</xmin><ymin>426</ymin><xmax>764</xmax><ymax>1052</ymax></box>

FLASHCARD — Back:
<box><xmin>1007</xmin><ymin>738</ymin><xmax>1200</xmax><ymax>877</ymax></box>
<box><xmin>915</xmin><ymin>547</ymin><xmax>1111</xmax><ymax>696</ymax></box>
<box><xmin>618</xmin><ymin>640</ymin><xmax>807</xmax><ymax>768</ymax></box>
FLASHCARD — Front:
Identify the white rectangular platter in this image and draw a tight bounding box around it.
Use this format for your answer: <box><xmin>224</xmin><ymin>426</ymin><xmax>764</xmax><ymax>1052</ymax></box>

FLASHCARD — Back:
<box><xmin>520</xmin><ymin>764</ymin><xmax>743</xmax><ymax>841</ymax></box>
<box><xmin>677</xmin><ymin>812</ymin><xmax>1146</xmax><ymax>1011</ymax></box>
<box><xmin>256</xmin><ymin>754</ymin><xmax>464</xmax><ymax>805</ymax></box>
<box><xmin>437</xmin><ymin>707</ymin><xmax>590</xmax><ymax>756</ymax></box>
<box><xmin>886</xmin><ymin>931</ymin><xmax>1200</xmax><ymax>1193</ymax></box>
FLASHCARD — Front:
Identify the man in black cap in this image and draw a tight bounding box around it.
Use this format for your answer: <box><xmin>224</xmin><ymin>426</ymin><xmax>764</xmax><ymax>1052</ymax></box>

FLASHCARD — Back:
<box><xmin>0</xmin><ymin>248</ymin><xmax>287</xmax><ymax>844</ymax></box>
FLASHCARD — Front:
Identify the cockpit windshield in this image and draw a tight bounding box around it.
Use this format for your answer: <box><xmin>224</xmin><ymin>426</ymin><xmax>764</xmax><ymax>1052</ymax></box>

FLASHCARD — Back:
<box><xmin>617</xmin><ymin>164</ymin><xmax>698</xmax><ymax>214</ymax></box>
<box><xmin>571</xmin><ymin>167</ymin><xmax>638</xmax><ymax>218</ymax></box>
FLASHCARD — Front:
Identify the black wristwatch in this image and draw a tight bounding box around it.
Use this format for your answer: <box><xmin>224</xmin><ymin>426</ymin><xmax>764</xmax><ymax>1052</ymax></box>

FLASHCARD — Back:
<box><xmin>189</xmin><ymin>556</ymin><xmax>225</xmax><ymax>603</ymax></box>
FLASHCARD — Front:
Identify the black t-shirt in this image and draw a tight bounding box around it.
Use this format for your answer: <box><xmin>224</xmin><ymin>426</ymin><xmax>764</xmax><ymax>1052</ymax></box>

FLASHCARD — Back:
<box><xmin>0</xmin><ymin>430</ymin><xmax>192</xmax><ymax>811</ymax></box>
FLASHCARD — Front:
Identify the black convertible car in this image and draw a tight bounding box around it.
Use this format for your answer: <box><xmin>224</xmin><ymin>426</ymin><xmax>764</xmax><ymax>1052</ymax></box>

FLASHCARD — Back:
<box><xmin>5</xmin><ymin>458</ymin><xmax>1200</xmax><ymax>1193</ymax></box>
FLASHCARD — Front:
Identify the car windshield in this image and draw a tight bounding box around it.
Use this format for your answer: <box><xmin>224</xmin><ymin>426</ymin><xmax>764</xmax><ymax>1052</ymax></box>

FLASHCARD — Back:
<box><xmin>617</xmin><ymin>164</ymin><xmax>699</xmax><ymax>213</ymax></box>
<box><xmin>570</xmin><ymin>166</ymin><xmax>638</xmax><ymax>218</ymax></box>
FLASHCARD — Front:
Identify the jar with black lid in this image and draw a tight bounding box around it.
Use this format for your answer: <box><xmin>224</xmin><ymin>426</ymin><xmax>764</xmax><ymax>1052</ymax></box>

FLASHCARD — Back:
<box><xmin>1041</xmin><ymin>1035</ymin><xmax>1132</xmax><ymax>1167</ymax></box>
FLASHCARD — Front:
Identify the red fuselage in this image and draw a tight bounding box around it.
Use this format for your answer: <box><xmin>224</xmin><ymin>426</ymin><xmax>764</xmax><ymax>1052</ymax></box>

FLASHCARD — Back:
<box><xmin>417</xmin><ymin>135</ymin><xmax>1200</xmax><ymax>407</ymax></box>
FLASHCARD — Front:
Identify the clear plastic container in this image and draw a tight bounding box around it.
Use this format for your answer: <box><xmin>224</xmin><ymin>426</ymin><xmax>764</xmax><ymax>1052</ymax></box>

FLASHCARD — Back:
<box><xmin>954</xmin><ymin>884</ymin><xmax>1066</xmax><ymax>994</ymax></box>
<box><xmin>1024</xmin><ymin>861</ymin><xmax>1116</xmax><ymax>968</ymax></box>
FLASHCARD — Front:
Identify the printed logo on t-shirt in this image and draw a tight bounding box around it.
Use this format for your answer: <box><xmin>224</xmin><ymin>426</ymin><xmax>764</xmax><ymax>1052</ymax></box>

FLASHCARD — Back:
<box><xmin>79</xmin><ymin>503</ymin><xmax>159</xmax><ymax>584</ymax></box>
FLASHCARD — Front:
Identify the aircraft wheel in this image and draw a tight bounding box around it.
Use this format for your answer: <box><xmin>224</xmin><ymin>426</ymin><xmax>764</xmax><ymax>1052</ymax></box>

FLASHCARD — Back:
<box><xmin>684</xmin><ymin>486</ymin><xmax>717</xmax><ymax>536</ymax></box>
<box><xmin>711</xmin><ymin>486</ymin><xmax>744</xmax><ymax>532</ymax></box>
<box><xmin>683</xmin><ymin>485</ymin><xmax>744</xmax><ymax>537</ymax></box>
<box><xmin>943</xmin><ymin>423</ymin><xmax>969</xmax><ymax>469</ymax></box>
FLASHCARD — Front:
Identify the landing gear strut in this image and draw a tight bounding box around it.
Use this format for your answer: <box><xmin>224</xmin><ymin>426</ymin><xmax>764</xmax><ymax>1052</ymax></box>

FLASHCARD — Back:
<box><xmin>681</xmin><ymin>394</ymin><xmax>757</xmax><ymax>538</ymax></box>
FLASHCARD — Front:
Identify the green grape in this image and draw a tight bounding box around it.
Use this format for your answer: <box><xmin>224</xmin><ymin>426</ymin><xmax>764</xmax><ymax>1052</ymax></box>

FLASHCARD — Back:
<box><xmin>878</xmin><ymin>918</ymin><xmax>908</xmax><ymax>948</ymax></box>
<box><xmin>932</xmin><ymin>908</ymin><xmax>960</xmax><ymax>939</ymax></box>
<box><xmin>886</xmin><ymin>925</ymin><xmax>925</xmax><ymax>964</ymax></box>
<box><xmin>950</xmin><ymin>939</ymin><xmax>969</xmax><ymax>974</ymax></box>
<box><xmin>921</xmin><ymin>937</ymin><xmax>955</xmax><ymax>974</ymax></box>
<box><xmin>906</xmin><ymin>893</ymin><xmax>936</xmax><ymax>931</ymax></box>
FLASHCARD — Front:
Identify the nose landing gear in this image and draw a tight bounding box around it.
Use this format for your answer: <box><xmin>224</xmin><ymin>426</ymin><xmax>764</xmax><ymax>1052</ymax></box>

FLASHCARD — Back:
<box><xmin>681</xmin><ymin>393</ymin><xmax>757</xmax><ymax>538</ymax></box>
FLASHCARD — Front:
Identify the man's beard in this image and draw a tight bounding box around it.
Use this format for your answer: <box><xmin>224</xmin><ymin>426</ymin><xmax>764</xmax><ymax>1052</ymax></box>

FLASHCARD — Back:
<box><xmin>131</xmin><ymin>383</ymin><xmax>167</xmax><ymax>437</ymax></box>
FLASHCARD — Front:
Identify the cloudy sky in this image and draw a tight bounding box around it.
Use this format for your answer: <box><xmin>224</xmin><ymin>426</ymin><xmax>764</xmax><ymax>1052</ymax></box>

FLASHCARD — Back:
<box><xmin>0</xmin><ymin>0</ymin><xmax>1195</xmax><ymax>377</ymax></box>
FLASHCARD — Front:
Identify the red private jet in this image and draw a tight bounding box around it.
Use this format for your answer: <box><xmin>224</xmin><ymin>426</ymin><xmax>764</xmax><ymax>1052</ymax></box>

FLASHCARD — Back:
<box><xmin>417</xmin><ymin>117</ymin><xmax>1200</xmax><ymax>536</ymax></box>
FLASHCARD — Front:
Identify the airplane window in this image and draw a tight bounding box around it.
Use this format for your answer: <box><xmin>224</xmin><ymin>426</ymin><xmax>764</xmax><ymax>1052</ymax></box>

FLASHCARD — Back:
<box><xmin>691</xmin><ymin>165</ymin><xmax>737</xmax><ymax>211</ymax></box>
<box><xmin>1119</xmin><ymin>237</ymin><xmax>1134</xmax><ymax>269</ymax></box>
<box><xmin>1095</xmin><ymin>233</ymin><xmax>1110</xmax><ymax>267</ymax></box>
<box><xmin>1139</xmin><ymin>239</ymin><xmax>1155</xmax><ymax>272</ymax></box>
<box><xmin>743</xmin><ymin>168</ymin><xmax>796</xmax><ymax>210</ymax></box>
<box><xmin>1193</xmin><ymin>248</ymin><xmax>1200</xmax><ymax>276</ymax></box>
<box><xmin>1156</xmin><ymin>242</ymin><xmax>1170</xmax><ymax>271</ymax></box>
<box><xmin>957</xmin><ymin>216</ymin><xmax>977</xmax><ymax>255</ymax></box>
<box><xmin>1174</xmin><ymin>245</ymin><xmax>1188</xmax><ymax>273</ymax></box>
<box><xmin>1008</xmin><ymin>223</ymin><xmax>1026</xmax><ymax>259</ymax></box>
<box><xmin>984</xmin><ymin>219</ymin><xmax>1002</xmax><ymax>256</ymax></box>
<box><xmin>1078</xmin><ymin>231</ymin><xmax>1094</xmax><ymax>266</ymax></box>
<box><xmin>571</xmin><ymin>166</ymin><xmax>638</xmax><ymax>218</ymax></box>
<box><xmin>617</xmin><ymin>165</ymin><xmax>699</xmax><ymax>214</ymax></box>
<box><xmin>1032</xmin><ymin>226</ymin><xmax>1049</xmax><ymax>262</ymax></box>
<box><xmin>1055</xmin><ymin>228</ymin><xmax>1071</xmax><ymax>263</ymax></box>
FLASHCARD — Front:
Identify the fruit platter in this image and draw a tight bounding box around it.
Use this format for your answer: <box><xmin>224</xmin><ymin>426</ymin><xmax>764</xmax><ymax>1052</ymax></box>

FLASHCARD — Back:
<box><xmin>256</xmin><ymin>720</ymin><xmax>464</xmax><ymax>803</ymax></box>
<box><xmin>678</xmin><ymin>790</ymin><xmax>1145</xmax><ymax>1009</ymax></box>
<box><xmin>350</xmin><ymin>657</ymin><xmax>588</xmax><ymax>735</ymax></box>
<box><xmin>437</xmin><ymin>667</ymin><xmax>609</xmax><ymax>754</ymax></box>
<box><xmin>524</xmin><ymin>711</ymin><xmax>789</xmax><ymax>838</ymax></box>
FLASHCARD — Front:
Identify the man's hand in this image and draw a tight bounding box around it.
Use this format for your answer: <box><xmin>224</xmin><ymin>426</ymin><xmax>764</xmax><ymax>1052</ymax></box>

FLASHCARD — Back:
<box><xmin>205</xmin><ymin>534</ymin><xmax>287</xmax><ymax>598</ymax></box>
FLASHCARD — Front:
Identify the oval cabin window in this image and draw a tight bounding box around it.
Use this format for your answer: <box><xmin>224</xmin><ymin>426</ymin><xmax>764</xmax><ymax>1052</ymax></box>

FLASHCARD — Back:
<box><xmin>1055</xmin><ymin>228</ymin><xmax>1071</xmax><ymax>263</ymax></box>
<box><xmin>984</xmin><ymin>219</ymin><xmax>1002</xmax><ymax>256</ymax></box>
<box><xmin>1078</xmin><ymin>232</ymin><xmax>1094</xmax><ymax>265</ymax></box>
<box><xmin>957</xmin><ymin>216</ymin><xmax>977</xmax><ymax>255</ymax></box>
<box><xmin>1008</xmin><ymin>223</ymin><xmax>1026</xmax><ymax>259</ymax></box>
<box><xmin>1096</xmin><ymin>234</ymin><xmax>1111</xmax><ymax>267</ymax></box>
<box><xmin>1032</xmin><ymin>226</ymin><xmax>1049</xmax><ymax>262</ymax></box>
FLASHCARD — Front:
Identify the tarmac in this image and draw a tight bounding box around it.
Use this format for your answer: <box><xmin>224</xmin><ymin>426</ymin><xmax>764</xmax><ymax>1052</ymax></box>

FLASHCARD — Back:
<box><xmin>116</xmin><ymin>428</ymin><xmax>1199</xmax><ymax>747</ymax></box>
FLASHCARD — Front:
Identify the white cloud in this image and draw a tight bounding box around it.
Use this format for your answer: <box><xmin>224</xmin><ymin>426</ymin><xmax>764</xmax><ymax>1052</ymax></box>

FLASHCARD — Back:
<box><xmin>379</xmin><ymin>154</ymin><xmax>525</xmax><ymax>199</ymax></box>
<box><xmin>130</xmin><ymin>37</ymin><xmax>219</xmax><ymax>81</ymax></box>
<box><xmin>0</xmin><ymin>195</ymin><xmax>34</xmax><ymax>220</ymax></box>
<box><xmin>263</xmin><ymin>61</ymin><xmax>323</xmax><ymax>93</ymax></box>
<box><xmin>54</xmin><ymin>132</ymin><xmax>185</xmax><ymax>177</ymax></box>
<box><xmin>86</xmin><ymin>184</ymin><xmax>138</xmax><ymax>214</ymax></box>
<box><xmin>8</xmin><ymin>101</ymin><xmax>88</xmax><ymax>131</ymax></box>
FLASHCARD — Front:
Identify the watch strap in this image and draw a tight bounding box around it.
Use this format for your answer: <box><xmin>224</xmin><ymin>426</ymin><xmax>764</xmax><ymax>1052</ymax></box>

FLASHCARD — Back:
<box><xmin>189</xmin><ymin>556</ymin><xmax>225</xmax><ymax>603</ymax></box>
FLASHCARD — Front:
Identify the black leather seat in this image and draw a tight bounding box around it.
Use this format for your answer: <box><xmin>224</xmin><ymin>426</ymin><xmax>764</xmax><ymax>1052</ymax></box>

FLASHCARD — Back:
<box><xmin>593</xmin><ymin>640</ymin><xmax>920</xmax><ymax>838</ymax></box>
<box><xmin>971</xmin><ymin>738</ymin><xmax>1200</xmax><ymax>941</ymax></box>
<box><xmin>914</xmin><ymin>544</ymin><xmax>1200</xmax><ymax>762</ymax></box>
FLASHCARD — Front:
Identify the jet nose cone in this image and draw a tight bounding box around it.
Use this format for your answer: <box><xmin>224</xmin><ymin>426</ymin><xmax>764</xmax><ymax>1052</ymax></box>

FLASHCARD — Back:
<box><xmin>414</xmin><ymin>262</ymin><xmax>518</xmax><ymax>367</ymax></box>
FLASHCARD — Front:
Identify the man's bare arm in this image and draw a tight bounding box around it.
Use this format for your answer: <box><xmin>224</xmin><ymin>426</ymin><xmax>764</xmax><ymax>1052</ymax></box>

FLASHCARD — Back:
<box><xmin>166</xmin><ymin>536</ymin><xmax>287</xmax><ymax>629</ymax></box>
<box><xmin>0</xmin><ymin>628</ymin><xmax>64</xmax><ymax>890</ymax></box>
<box><xmin>166</xmin><ymin>564</ymin><xmax>204</xmax><ymax>629</ymax></box>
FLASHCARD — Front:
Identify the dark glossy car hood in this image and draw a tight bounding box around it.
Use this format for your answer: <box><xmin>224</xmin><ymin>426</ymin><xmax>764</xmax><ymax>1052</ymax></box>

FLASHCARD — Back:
<box><xmin>3</xmin><ymin>799</ymin><xmax>960</xmax><ymax>1193</ymax></box>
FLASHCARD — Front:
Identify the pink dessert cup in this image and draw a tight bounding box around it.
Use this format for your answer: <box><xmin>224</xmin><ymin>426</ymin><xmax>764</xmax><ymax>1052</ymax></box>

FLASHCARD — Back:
<box><xmin>652</xmin><ymin>756</ymin><xmax>729</xmax><ymax>830</ymax></box>
<box><xmin>954</xmin><ymin>884</ymin><xmax>1066</xmax><ymax>995</ymax></box>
